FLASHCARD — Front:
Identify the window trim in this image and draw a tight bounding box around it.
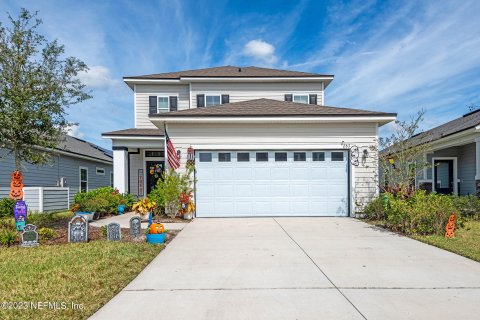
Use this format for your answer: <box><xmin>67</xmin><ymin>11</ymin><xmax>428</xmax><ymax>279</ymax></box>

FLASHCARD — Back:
<box><xmin>79</xmin><ymin>166</ymin><xmax>88</xmax><ymax>192</ymax></box>
<box><xmin>96</xmin><ymin>167</ymin><xmax>105</xmax><ymax>175</ymax></box>
<box><xmin>110</xmin><ymin>171</ymin><xmax>114</xmax><ymax>188</ymax></box>
<box><xmin>292</xmin><ymin>94</ymin><xmax>309</xmax><ymax>104</ymax></box>
<box><xmin>205</xmin><ymin>94</ymin><xmax>221</xmax><ymax>107</ymax></box>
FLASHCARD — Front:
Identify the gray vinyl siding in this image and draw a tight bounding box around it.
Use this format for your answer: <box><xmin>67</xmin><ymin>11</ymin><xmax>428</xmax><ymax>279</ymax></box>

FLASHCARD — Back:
<box><xmin>0</xmin><ymin>148</ymin><xmax>112</xmax><ymax>201</ymax></box>
<box><xmin>23</xmin><ymin>188</ymin><xmax>40</xmax><ymax>211</ymax></box>
<box><xmin>190</xmin><ymin>82</ymin><xmax>324</xmax><ymax>108</ymax></box>
<box><xmin>135</xmin><ymin>84</ymin><xmax>190</xmax><ymax>128</ymax></box>
<box><xmin>43</xmin><ymin>189</ymin><xmax>69</xmax><ymax>212</ymax></box>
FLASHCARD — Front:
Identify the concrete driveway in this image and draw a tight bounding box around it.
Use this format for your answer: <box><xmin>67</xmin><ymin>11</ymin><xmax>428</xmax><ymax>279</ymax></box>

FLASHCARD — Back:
<box><xmin>91</xmin><ymin>218</ymin><xmax>480</xmax><ymax>320</ymax></box>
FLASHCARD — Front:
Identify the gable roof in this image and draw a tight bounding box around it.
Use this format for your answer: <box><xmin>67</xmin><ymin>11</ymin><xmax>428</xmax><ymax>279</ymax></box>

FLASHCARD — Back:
<box><xmin>410</xmin><ymin>109</ymin><xmax>480</xmax><ymax>147</ymax></box>
<box><xmin>124</xmin><ymin>66</ymin><xmax>333</xmax><ymax>80</ymax></box>
<box><xmin>149</xmin><ymin>98</ymin><xmax>396</xmax><ymax>118</ymax></box>
<box><xmin>56</xmin><ymin>135</ymin><xmax>113</xmax><ymax>162</ymax></box>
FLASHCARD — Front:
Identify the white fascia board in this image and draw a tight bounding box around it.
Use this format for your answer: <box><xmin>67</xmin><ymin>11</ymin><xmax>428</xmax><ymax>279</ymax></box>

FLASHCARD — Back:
<box><xmin>149</xmin><ymin>115</ymin><xmax>397</xmax><ymax>124</ymax></box>
<box><xmin>179</xmin><ymin>76</ymin><xmax>334</xmax><ymax>83</ymax></box>
<box><xmin>428</xmin><ymin>128</ymin><xmax>480</xmax><ymax>151</ymax></box>
<box><xmin>102</xmin><ymin>135</ymin><xmax>165</xmax><ymax>140</ymax></box>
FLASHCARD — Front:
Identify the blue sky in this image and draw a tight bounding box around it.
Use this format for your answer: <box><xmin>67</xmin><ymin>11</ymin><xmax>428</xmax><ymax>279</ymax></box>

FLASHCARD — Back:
<box><xmin>1</xmin><ymin>0</ymin><xmax>479</xmax><ymax>149</ymax></box>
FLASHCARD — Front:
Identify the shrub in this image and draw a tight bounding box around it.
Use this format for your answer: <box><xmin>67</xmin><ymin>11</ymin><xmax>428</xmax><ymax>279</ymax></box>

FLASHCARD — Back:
<box><xmin>74</xmin><ymin>187</ymin><xmax>120</xmax><ymax>216</ymax></box>
<box><xmin>364</xmin><ymin>190</ymin><xmax>459</xmax><ymax>235</ymax></box>
<box><xmin>101</xmin><ymin>225</ymin><xmax>107</xmax><ymax>238</ymax></box>
<box><xmin>452</xmin><ymin>195</ymin><xmax>480</xmax><ymax>220</ymax></box>
<box><xmin>0</xmin><ymin>198</ymin><xmax>15</xmax><ymax>218</ymax></box>
<box><xmin>121</xmin><ymin>193</ymin><xmax>137</xmax><ymax>211</ymax></box>
<box><xmin>0</xmin><ymin>228</ymin><xmax>17</xmax><ymax>246</ymax></box>
<box><xmin>149</xmin><ymin>168</ymin><xmax>194</xmax><ymax>217</ymax></box>
<box><xmin>38</xmin><ymin>227</ymin><xmax>56</xmax><ymax>240</ymax></box>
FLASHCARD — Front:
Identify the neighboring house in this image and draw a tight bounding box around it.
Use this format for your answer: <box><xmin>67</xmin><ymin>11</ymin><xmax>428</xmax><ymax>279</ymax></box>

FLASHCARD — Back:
<box><xmin>402</xmin><ymin>109</ymin><xmax>480</xmax><ymax>196</ymax></box>
<box><xmin>103</xmin><ymin>66</ymin><xmax>396</xmax><ymax>217</ymax></box>
<box><xmin>0</xmin><ymin>135</ymin><xmax>113</xmax><ymax>211</ymax></box>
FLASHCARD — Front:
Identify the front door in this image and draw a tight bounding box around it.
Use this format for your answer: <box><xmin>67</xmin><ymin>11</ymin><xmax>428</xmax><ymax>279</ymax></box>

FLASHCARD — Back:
<box><xmin>146</xmin><ymin>161</ymin><xmax>164</xmax><ymax>195</ymax></box>
<box><xmin>434</xmin><ymin>159</ymin><xmax>454</xmax><ymax>194</ymax></box>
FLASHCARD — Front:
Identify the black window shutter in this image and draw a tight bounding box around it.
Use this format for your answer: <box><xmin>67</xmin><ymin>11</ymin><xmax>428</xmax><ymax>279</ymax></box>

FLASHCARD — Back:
<box><xmin>149</xmin><ymin>96</ymin><xmax>157</xmax><ymax>114</ymax></box>
<box><xmin>197</xmin><ymin>94</ymin><xmax>205</xmax><ymax>107</ymax></box>
<box><xmin>284</xmin><ymin>94</ymin><xmax>293</xmax><ymax>102</ymax></box>
<box><xmin>221</xmin><ymin>94</ymin><xmax>230</xmax><ymax>104</ymax></box>
<box><xmin>169</xmin><ymin>96</ymin><xmax>178</xmax><ymax>111</ymax></box>
<box><xmin>309</xmin><ymin>94</ymin><xmax>318</xmax><ymax>105</ymax></box>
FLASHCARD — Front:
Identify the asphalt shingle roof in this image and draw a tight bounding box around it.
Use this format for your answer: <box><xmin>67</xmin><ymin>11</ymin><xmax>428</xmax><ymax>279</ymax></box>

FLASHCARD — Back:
<box><xmin>149</xmin><ymin>98</ymin><xmax>396</xmax><ymax>118</ymax></box>
<box><xmin>102</xmin><ymin>128</ymin><xmax>165</xmax><ymax>137</ymax></box>
<box><xmin>124</xmin><ymin>66</ymin><xmax>333</xmax><ymax>80</ymax></box>
<box><xmin>57</xmin><ymin>135</ymin><xmax>113</xmax><ymax>162</ymax></box>
<box><xmin>410</xmin><ymin>109</ymin><xmax>480</xmax><ymax>146</ymax></box>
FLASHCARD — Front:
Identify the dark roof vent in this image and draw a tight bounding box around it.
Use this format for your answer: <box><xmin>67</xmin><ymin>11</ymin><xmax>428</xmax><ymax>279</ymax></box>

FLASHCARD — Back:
<box><xmin>238</xmin><ymin>67</ymin><xmax>242</xmax><ymax>72</ymax></box>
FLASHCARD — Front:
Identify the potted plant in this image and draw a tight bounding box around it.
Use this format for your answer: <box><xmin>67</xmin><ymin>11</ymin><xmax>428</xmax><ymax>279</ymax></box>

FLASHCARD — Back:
<box><xmin>146</xmin><ymin>222</ymin><xmax>166</xmax><ymax>244</ymax></box>
<box><xmin>179</xmin><ymin>192</ymin><xmax>195</xmax><ymax>220</ymax></box>
<box><xmin>118</xmin><ymin>198</ymin><xmax>126</xmax><ymax>215</ymax></box>
<box><xmin>72</xmin><ymin>199</ymin><xmax>96</xmax><ymax>222</ymax></box>
<box><xmin>132</xmin><ymin>198</ymin><xmax>156</xmax><ymax>220</ymax></box>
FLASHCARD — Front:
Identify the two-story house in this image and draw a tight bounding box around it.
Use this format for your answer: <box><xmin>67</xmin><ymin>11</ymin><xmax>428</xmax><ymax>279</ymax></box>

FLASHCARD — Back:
<box><xmin>103</xmin><ymin>66</ymin><xmax>396</xmax><ymax>217</ymax></box>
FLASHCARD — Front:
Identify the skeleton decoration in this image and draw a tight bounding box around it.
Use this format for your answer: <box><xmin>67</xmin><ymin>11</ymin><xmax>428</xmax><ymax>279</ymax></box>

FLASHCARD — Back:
<box><xmin>68</xmin><ymin>215</ymin><xmax>88</xmax><ymax>243</ymax></box>
<box><xmin>129</xmin><ymin>216</ymin><xmax>142</xmax><ymax>238</ymax></box>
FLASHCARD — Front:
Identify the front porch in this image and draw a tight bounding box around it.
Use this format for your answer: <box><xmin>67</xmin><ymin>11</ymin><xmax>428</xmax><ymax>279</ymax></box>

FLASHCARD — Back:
<box><xmin>103</xmin><ymin>128</ymin><xmax>166</xmax><ymax>197</ymax></box>
<box><xmin>418</xmin><ymin>136</ymin><xmax>480</xmax><ymax>196</ymax></box>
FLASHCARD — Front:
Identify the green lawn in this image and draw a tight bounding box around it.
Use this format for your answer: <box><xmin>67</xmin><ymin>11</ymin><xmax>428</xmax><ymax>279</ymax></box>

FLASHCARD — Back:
<box><xmin>412</xmin><ymin>220</ymin><xmax>480</xmax><ymax>262</ymax></box>
<box><xmin>0</xmin><ymin>241</ymin><xmax>163</xmax><ymax>320</ymax></box>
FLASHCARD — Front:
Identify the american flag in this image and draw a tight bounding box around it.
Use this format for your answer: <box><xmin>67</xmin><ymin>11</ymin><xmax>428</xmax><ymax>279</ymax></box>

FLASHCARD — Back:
<box><xmin>165</xmin><ymin>128</ymin><xmax>180</xmax><ymax>170</ymax></box>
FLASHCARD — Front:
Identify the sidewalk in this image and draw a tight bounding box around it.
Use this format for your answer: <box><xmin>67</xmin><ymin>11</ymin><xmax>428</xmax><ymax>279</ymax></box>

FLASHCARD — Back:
<box><xmin>89</xmin><ymin>212</ymin><xmax>188</xmax><ymax>231</ymax></box>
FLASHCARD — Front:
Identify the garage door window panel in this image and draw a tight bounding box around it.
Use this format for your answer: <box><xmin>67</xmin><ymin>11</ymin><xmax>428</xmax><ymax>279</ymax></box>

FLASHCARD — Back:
<box><xmin>331</xmin><ymin>152</ymin><xmax>344</xmax><ymax>161</ymax></box>
<box><xmin>256</xmin><ymin>152</ymin><xmax>269</xmax><ymax>162</ymax></box>
<box><xmin>313</xmin><ymin>152</ymin><xmax>325</xmax><ymax>161</ymax></box>
<box><xmin>199</xmin><ymin>153</ymin><xmax>212</xmax><ymax>162</ymax></box>
<box><xmin>218</xmin><ymin>152</ymin><xmax>231</xmax><ymax>162</ymax></box>
<box><xmin>237</xmin><ymin>152</ymin><xmax>250</xmax><ymax>162</ymax></box>
<box><xmin>275</xmin><ymin>152</ymin><xmax>287</xmax><ymax>161</ymax></box>
<box><xmin>294</xmin><ymin>152</ymin><xmax>306</xmax><ymax>161</ymax></box>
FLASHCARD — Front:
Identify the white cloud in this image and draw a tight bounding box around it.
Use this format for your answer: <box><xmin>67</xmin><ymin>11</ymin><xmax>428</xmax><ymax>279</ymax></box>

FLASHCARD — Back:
<box><xmin>78</xmin><ymin>65</ymin><xmax>121</xmax><ymax>90</ymax></box>
<box><xmin>66</xmin><ymin>124</ymin><xmax>84</xmax><ymax>139</ymax></box>
<box><xmin>243</xmin><ymin>39</ymin><xmax>278</xmax><ymax>64</ymax></box>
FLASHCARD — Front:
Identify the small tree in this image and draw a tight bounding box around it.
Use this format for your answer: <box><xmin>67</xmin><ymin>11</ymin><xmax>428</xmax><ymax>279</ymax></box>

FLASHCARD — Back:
<box><xmin>0</xmin><ymin>9</ymin><xmax>91</xmax><ymax>171</ymax></box>
<box><xmin>379</xmin><ymin>110</ymin><xmax>432</xmax><ymax>197</ymax></box>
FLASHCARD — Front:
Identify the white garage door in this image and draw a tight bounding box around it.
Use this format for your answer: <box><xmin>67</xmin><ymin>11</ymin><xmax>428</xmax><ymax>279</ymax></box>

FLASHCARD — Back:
<box><xmin>195</xmin><ymin>150</ymin><xmax>349</xmax><ymax>217</ymax></box>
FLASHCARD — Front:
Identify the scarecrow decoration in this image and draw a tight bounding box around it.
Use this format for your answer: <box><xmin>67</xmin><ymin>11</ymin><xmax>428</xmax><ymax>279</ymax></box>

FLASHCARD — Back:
<box><xmin>9</xmin><ymin>170</ymin><xmax>24</xmax><ymax>200</ymax></box>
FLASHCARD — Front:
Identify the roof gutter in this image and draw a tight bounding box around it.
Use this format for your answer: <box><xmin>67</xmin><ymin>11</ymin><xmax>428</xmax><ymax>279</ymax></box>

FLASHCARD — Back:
<box><xmin>148</xmin><ymin>115</ymin><xmax>397</xmax><ymax>125</ymax></box>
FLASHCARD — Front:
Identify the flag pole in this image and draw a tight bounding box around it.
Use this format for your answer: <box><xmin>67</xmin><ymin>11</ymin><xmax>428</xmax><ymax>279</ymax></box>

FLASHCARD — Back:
<box><xmin>164</xmin><ymin>121</ymin><xmax>168</xmax><ymax>171</ymax></box>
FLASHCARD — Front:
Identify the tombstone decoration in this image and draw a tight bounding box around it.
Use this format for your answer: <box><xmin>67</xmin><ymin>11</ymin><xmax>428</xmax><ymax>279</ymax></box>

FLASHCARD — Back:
<box><xmin>129</xmin><ymin>216</ymin><xmax>142</xmax><ymax>238</ymax></box>
<box><xmin>14</xmin><ymin>200</ymin><xmax>28</xmax><ymax>231</ymax></box>
<box><xmin>107</xmin><ymin>222</ymin><xmax>121</xmax><ymax>241</ymax></box>
<box><xmin>21</xmin><ymin>224</ymin><xmax>39</xmax><ymax>247</ymax></box>
<box><xmin>68</xmin><ymin>215</ymin><xmax>88</xmax><ymax>243</ymax></box>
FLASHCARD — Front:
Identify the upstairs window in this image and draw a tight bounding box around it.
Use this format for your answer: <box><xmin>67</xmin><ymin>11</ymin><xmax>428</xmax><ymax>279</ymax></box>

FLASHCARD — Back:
<box><xmin>96</xmin><ymin>167</ymin><xmax>105</xmax><ymax>175</ymax></box>
<box><xmin>293</xmin><ymin>94</ymin><xmax>309</xmax><ymax>104</ymax></box>
<box><xmin>205</xmin><ymin>95</ymin><xmax>221</xmax><ymax>107</ymax></box>
<box><xmin>157</xmin><ymin>96</ymin><xmax>169</xmax><ymax>112</ymax></box>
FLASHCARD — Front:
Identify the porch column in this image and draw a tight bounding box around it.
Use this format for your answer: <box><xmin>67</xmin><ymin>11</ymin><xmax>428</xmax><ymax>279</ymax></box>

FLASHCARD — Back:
<box><xmin>475</xmin><ymin>138</ymin><xmax>480</xmax><ymax>196</ymax></box>
<box><xmin>113</xmin><ymin>148</ymin><xmax>128</xmax><ymax>193</ymax></box>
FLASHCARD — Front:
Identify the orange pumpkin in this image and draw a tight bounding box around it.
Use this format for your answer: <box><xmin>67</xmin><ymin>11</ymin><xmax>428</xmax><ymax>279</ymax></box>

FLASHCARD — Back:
<box><xmin>149</xmin><ymin>223</ymin><xmax>165</xmax><ymax>234</ymax></box>
<box><xmin>9</xmin><ymin>171</ymin><xmax>24</xmax><ymax>200</ymax></box>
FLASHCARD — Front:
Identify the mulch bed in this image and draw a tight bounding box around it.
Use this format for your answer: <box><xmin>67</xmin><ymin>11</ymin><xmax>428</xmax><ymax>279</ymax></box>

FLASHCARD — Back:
<box><xmin>6</xmin><ymin>216</ymin><xmax>180</xmax><ymax>247</ymax></box>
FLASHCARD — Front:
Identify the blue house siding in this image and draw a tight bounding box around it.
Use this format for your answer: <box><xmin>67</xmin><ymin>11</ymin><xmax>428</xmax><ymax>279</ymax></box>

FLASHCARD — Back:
<box><xmin>0</xmin><ymin>149</ymin><xmax>113</xmax><ymax>200</ymax></box>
